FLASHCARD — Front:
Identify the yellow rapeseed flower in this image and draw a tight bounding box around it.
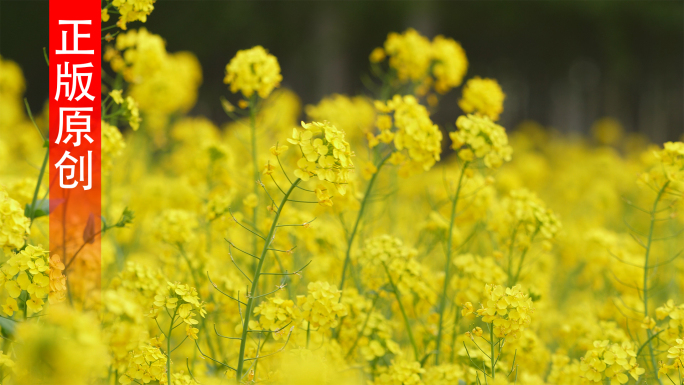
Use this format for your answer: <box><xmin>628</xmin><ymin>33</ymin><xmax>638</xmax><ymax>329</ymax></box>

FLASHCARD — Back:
<box><xmin>459</xmin><ymin>77</ymin><xmax>506</xmax><ymax>121</ymax></box>
<box><xmin>224</xmin><ymin>46</ymin><xmax>282</xmax><ymax>99</ymax></box>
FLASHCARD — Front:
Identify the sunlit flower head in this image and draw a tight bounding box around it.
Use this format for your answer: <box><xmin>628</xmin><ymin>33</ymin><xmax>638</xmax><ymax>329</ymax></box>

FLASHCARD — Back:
<box><xmin>224</xmin><ymin>45</ymin><xmax>282</xmax><ymax>99</ymax></box>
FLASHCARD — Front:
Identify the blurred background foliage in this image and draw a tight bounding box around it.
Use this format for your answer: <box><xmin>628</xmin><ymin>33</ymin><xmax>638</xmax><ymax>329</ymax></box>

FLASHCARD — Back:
<box><xmin>1</xmin><ymin>0</ymin><xmax>682</xmax><ymax>141</ymax></box>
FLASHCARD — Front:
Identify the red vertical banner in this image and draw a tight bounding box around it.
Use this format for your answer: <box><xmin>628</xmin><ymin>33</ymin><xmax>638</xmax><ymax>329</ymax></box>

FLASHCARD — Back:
<box><xmin>49</xmin><ymin>0</ymin><xmax>101</xmax><ymax>309</ymax></box>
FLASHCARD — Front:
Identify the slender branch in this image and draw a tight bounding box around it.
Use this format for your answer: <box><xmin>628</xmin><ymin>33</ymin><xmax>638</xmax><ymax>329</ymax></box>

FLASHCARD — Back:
<box><xmin>235</xmin><ymin>179</ymin><xmax>301</xmax><ymax>381</ymax></box>
<box><xmin>228</xmin><ymin>246</ymin><xmax>253</xmax><ymax>284</ymax></box>
<box><xmin>261</xmin><ymin>260</ymin><xmax>312</xmax><ymax>276</ymax></box>
<box><xmin>338</xmin><ymin>153</ymin><xmax>392</xmax><ymax>293</ymax></box>
<box><xmin>194</xmin><ymin>340</ymin><xmax>236</xmax><ymax>372</ymax></box>
<box><xmin>436</xmin><ymin>161</ymin><xmax>469</xmax><ymax>364</ymax></box>
<box><xmin>382</xmin><ymin>262</ymin><xmax>419</xmax><ymax>360</ymax></box>
<box><xmin>244</xmin><ymin>326</ymin><xmax>294</xmax><ymax>361</ymax></box>
<box><xmin>643</xmin><ymin>182</ymin><xmax>669</xmax><ymax>385</ymax></box>
<box><xmin>207</xmin><ymin>272</ymin><xmax>247</xmax><ymax>305</ymax></box>
<box><xmin>229</xmin><ymin>209</ymin><xmax>265</xmax><ymax>240</ymax></box>
<box><xmin>226</xmin><ymin>239</ymin><xmax>260</xmax><ymax>260</ymax></box>
<box><xmin>214</xmin><ymin>324</ymin><xmax>242</xmax><ymax>340</ymax></box>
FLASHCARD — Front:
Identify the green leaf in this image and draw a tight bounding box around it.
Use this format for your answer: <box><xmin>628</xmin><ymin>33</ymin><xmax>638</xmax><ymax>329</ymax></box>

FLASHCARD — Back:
<box><xmin>25</xmin><ymin>199</ymin><xmax>49</xmax><ymax>219</ymax></box>
<box><xmin>0</xmin><ymin>316</ymin><xmax>17</xmax><ymax>336</ymax></box>
<box><xmin>25</xmin><ymin>198</ymin><xmax>64</xmax><ymax>219</ymax></box>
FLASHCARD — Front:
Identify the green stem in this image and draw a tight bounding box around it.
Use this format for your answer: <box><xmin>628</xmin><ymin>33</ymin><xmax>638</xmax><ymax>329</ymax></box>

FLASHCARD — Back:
<box><xmin>490</xmin><ymin>323</ymin><xmax>496</xmax><ymax>379</ymax></box>
<box><xmin>167</xmin><ymin>307</ymin><xmax>178</xmax><ymax>383</ymax></box>
<box><xmin>644</xmin><ymin>182</ymin><xmax>668</xmax><ymax>385</ymax></box>
<box><xmin>383</xmin><ymin>262</ymin><xmax>419</xmax><ymax>360</ymax></box>
<box><xmin>28</xmin><ymin>147</ymin><xmax>49</xmax><ymax>227</ymax></box>
<box><xmin>435</xmin><ymin>161</ymin><xmax>468</xmax><ymax>364</ymax></box>
<box><xmin>449</xmin><ymin>309</ymin><xmax>461</xmax><ymax>363</ymax></box>
<box><xmin>306</xmin><ymin>315</ymin><xmax>311</xmax><ymax>349</ymax></box>
<box><xmin>345</xmin><ymin>294</ymin><xmax>380</xmax><ymax>358</ymax></box>
<box><xmin>338</xmin><ymin>153</ymin><xmax>391</xmax><ymax>293</ymax></box>
<box><xmin>249</xmin><ymin>97</ymin><xmax>260</xmax><ymax>276</ymax></box>
<box><xmin>178</xmin><ymin>245</ymin><xmax>218</xmax><ymax>368</ymax></box>
<box><xmin>510</xmin><ymin>227</ymin><xmax>539</xmax><ymax>286</ymax></box>
<box><xmin>235</xmin><ymin>179</ymin><xmax>300</xmax><ymax>382</ymax></box>
<box><xmin>506</xmin><ymin>224</ymin><xmax>520</xmax><ymax>280</ymax></box>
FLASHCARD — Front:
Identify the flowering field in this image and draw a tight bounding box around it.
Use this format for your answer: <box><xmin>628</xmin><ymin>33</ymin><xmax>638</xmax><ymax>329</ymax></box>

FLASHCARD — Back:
<box><xmin>1</xmin><ymin>2</ymin><xmax>684</xmax><ymax>385</ymax></box>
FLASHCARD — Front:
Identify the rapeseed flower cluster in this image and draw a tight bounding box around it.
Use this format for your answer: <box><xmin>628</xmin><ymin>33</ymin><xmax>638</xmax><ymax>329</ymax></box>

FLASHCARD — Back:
<box><xmin>464</xmin><ymin>284</ymin><xmax>534</xmax><ymax>339</ymax></box>
<box><xmin>373</xmin><ymin>95</ymin><xmax>443</xmax><ymax>172</ymax></box>
<box><xmin>372</xmin><ymin>29</ymin><xmax>468</xmax><ymax>95</ymax></box>
<box><xmin>0</xmin><ymin>245</ymin><xmax>65</xmax><ymax>315</ymax></box>
<box><xmin>224</xmin><ymin>45</ymin><xmax>282</xmax><ymax>99</ymax></box>
<box><xmin>288</xmin><ymin>120</ymin><xmax>354</xmax><ymax>195</ymax></box>
<box><xmin>459</xmin><ymin>77</ymin><xmax>506</xmax><ymax>121</ymax></box>
<box><xmin>297</xmin><ymin>281</ymin><xmax>348</xmax><ymax>329</ymax></box>
<box><xmin>106</xmin><ymin>0</ymin><xmax>156</xmax><ymax>30</ymax></box>
<box><xmin>579</xmin><ymin>340</ymin><xmax>644</xmax><ymax>384</ymax></box>
<box><xmin>0</xmin><ymin>186</ymin><xmax>29</xmax><ymax>251</ymax></box>
<box><xmin>450</xmin><ymin>114</ymin><xmax>513</xmax><ymax>168</ymax></box>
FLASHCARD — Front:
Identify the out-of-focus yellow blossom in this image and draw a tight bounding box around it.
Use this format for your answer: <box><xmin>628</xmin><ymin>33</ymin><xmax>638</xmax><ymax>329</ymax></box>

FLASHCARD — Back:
<box><xmin>253</xmin><ymin>296</ymin><xmax>297</xmax><ymax>339</ymax></box>
<box><xmin>459</xmin><ymin>77</ymin><xmax>506</xmax><ymax>121</ymax></box>
<box><xmin>151</xmin><ymin>281</ymin><xmax>204</xmax><ymax>339</ymax></box>
<box><xmin>371</xmin><ymin>359</ymin><xmax>425</xmax><ymax>385</ymax></box>
<box><xmin>109</xmin><ymin>89</ymin><xmax>124</xmax><ymax>104</ymax></box>
<box><xmin>205</xmin><ymin>193</ymin><xmax>231</xmax><ymax>221</ymax></box>
<box><xmin>0</xmin><ymin>350</ymin><xmax>15</xmax><ymax>373</ymax></box>
<box><xmin>154</xmin><ymin>209</ymin><xmax>198</xmax><ymax>245</ymax></box>
<box><xmin>451</xmin><ymin>114</ymin><xmax>512</xmax><ymax>168</ymax></box>
<box><xmin>169</xmin><ymin>372</ymin><xmax>200</xmax><ymax>385</ymax></box>
<box><xmin>382</xmin><ymin>28</ymin><xmax>433</xmax><ymax>82</ymax></box>
<box><xmin>547</xmin><ymin>354</ymin><xmax>583</xmax><ymax>385</ymax></box>
<box><xmin>660</xmin><ymin>338</ymin><xmax>684</xmax><ymax>376</ymax></box>
<box><xmin>305</xmin><ymin>94</ymin><xmax>376</xmax><ymax>145</ymax></box>
<box><xmin>592</xmin><ymin>117</ymin><xmax>624</xmax><ymax>146</ymax></box>
<box><xmin>369</xmin><ymin>47</ymin><xmax>386</xmax><ymax>63</ymax></box>
<box><xmin>273</xmin><ymin>347</ymin><xmax>357</xmax><ymax>385</ymax></box>
<box><xmin>13</xmin><ymin>305</ymin><xmax>109</xmax><ymax>385</ymax></box>
<box><xmin>640</xmin><ymin>141</ymin><xmax>684</xmax><ymax>195</ymax></box>
<box><xmin>361</xmin><ymin>161</ymin><xmax>378</xmax><ymax>180</ymax></box>
<box><xmin>123</xmin><ymin>96</ymin><xmax>141</xmax><ymax>130</ymax></box>
<box><xmin>297</xmin><ymin>281</ymin><xmax>347</xmax><ymax>329</ymax></box>
<box><xmin>423</xmin><ymin>364</ymin><xmax>468</xmax><ymax>385</ymax></box>
<box><xmin>451</xmin><ymin>254</ymin><xmax>507</xmax><ymax>305</ymax></box>
<box><xmin>431</xmin><ymin>35</ymin><xmax>468</xmax><ymax>94</ymax></box>
<box><xmin>490</xmin><ymin>188</ymin><xmax>561</xmax><ymax>248</ymax></box>
<box><xmin>118</xmin><ymin>338</ymin><xmax>167</xmax><ymax>384</ymax></box>
<box><xmin>224</xmin><ymin>46</ymin><xmax>282</xmax><ymax>99</ymax></box>
<box><xmin>472</xmin><ymin>284</ymin><xmax>534</xmax><ymax>339</ymax></box>
<box><xmin>655</xmin><ymin>299</ymin><xmax>684</xmax><ymax>342</ymax></box>
<box><xmin>337</xmin><ymin>289</ymin><xmax>399</xmax><ymax>363</ymax></box>
<box><xmin>0</xmin><ymin>186</ymin><xmax>30</xmax><ymax>251</ymax></box>
<box><xmin>110</xmin><ymin>0</ymin><xmax>156</xmax><ymax>30</ymax></box>
<box><xmin>315</xmin><ymin>186</ymin><xmax>334</xmax><ymax>207</ymax></box>
<box><xmin>109</xmin><ymin>28</ymin><xmax>201</xmax><ymax>132</ymax></box>
<box><xmin>579</xmin><ymin>340</ymin><xmax>644</xmax><ymax>384</ymax></box>
<box><xmin>667</xmin><ymin>338</ymin><xmax>684</xmax><ymax>363</ymax></box>
<box><xmin>243</xmin><ymin>193</ymin><xmax>258</xmax><ymax>209</ymax></box>
<box><xmin>372</xmin><ymin>29</ymin><xmax>469</xmax><ymax>96</ymax></box>
<box><xmin>3</xmin><ymin>178</ymin><xmax>42</xmax><ymax>208</ymax></box>
<box><xmin>0</xmin><ymin>245</ymin><xmax>66</xmax><ymax>315</ymax></box>
<box><xmin>356</xmin><ymin>235</ymin><xmax>435</xmax><ymax>313</ymax></box>
<box><xmin>287</xmin><ymin>121</ymin><xmax>354</xmax><ymax>195</ymax></box>
<box><xmin>373</xmin><ymin>95</ymin><xmax>442</xmax><ymax>173</ymax></box>
<box><xmin>102</xmin><ymin>121</ymin><xmax>126</xmax><ymax>170</ymax></box>
<box><xmin>108</xmin><ymin>261</ymin><xmax>166</xmax><ymax>305</ymax></box>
